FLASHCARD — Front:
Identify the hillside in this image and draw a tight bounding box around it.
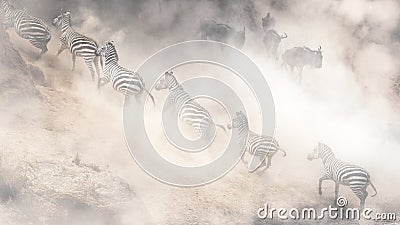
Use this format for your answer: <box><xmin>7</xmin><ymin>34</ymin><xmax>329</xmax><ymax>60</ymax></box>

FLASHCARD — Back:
<box><xmin>0</xmin><ymin>0</ymin><xmax>400</xmax><ymax>224</ymax></box>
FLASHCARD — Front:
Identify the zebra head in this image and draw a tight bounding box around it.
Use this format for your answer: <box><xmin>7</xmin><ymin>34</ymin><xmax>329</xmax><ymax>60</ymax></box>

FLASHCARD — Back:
<box><xmin>155</xmin><ymin>71</ymin><xmax>175</xmax><ymax>91</ymax></box>
<box><xmin>1</xmin><ymin>0</ymin><xmax>18</xmax><ymax>22</ymax></box>
<box><xmin>104</xmin><ymin>41</ymin><xmax>119</xmax><ymax>59</ymax></box>
<box><xmin>52</xmin><ymin>9</ymin><xmax>70</xmax><ymax>27</ymax></box>
<box><xmin>96</xmin><ymin>45</ymin><xmax>107</xmax><ymax>57</ymax></box>
<box><xmin>98</xmin><ymin>41</ymin><xmax>119</xmax><ymax>62</ymax></box>
<box><xmin>227</xmin><ymin>111</ymin><xmax>247</xmax><ymax>130</ymax></box>
<box><xmin>308</xmin><ymin>142</ymin><xmax>332</xmax><ymax>160</ymax></box>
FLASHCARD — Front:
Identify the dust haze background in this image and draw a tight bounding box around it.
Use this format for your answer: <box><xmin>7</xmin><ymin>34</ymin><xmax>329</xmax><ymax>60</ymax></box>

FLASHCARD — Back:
<box><xmin>1</xmin><ymin>0</ymin><xmax>400</xmax><ymax>224</ymax></box>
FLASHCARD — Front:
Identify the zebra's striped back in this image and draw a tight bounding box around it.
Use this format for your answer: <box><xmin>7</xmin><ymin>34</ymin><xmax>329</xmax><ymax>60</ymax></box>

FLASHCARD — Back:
<box><xmin>231</xmin><ymin>111</ymin><xmax>280</xmax><ymax>157</ymax></box>
<box><xmin>308</xmin><ymin>142</ymin><xmax>377</xmax><ymax>209</ymax></box>
<box><xmin>53</xmin><ymin>11</ymin><xmax>98</xmax><ymax>58</ymax></box>
<box><xmin>312</xmin><ymin>143</ymin><xmax>370</xmax><ymax>186</ymax></box>
<box><xmin>98</xmin><ymin>41</ymin><xmax>154</xmax><ymax>105</ymax></box>
<box><xmin>53</xmin><ymin>10</ymin><xmax>102</xmax><ymax>82</ymax></box>
<box><xmin>1</xmin><ymin>0</ymin><xmax>51</xmax><ymax>56</ymax></box>
<box><xmin>155</xmin><ymin>71</ymin><xmax>220</xmax><ymax>136</ymax></box>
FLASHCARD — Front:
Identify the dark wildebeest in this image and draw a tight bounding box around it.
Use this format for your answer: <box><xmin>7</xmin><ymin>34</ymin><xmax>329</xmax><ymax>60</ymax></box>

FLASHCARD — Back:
<box><xmin>263</xmin><ymin>29</ymin><xmax>287</xmax><ymax>60</ymax></box>
<box><xmin>282</xmin><ymin>46</ymin><xmax>323</xmax><ymax>81</ymax></box>
<box><xmin>198</xmin><ymin>20</ymin><xmax>246</xmax><ymax>49</ymax></box>
<box><xmin>262</xmin><ymin>12</ymin><xmax>276</xmax><ymax>32</ymax></box>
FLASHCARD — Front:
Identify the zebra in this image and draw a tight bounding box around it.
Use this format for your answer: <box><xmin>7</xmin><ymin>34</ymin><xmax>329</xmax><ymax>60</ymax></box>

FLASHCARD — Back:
<box><xmin>227</xmin><ymin>111</ymin><xmax>286</xmax><ymax>173</ymax></box>
<box><xmin>307</xmin><ymin>142</ymin><xmax>377</xmax><ymax>209</ymax></box>
<box><xmin>154</xmin><ymin>71</ymin><xmax>226</xmax><ymax>139</ymax></box>
<box><xmin>1</xmin><ymin>0</ymin><xmax>51</xmax><ymax>58</ymax></box>
<box><xmin>52</xmin><ymin>9</ymin><xmax>102</xmax><ymax>82</ymax></box>
<box><xmin>96</xmin><ymin>41</ymin><xmax>155</xmax><ymax>105</ymax></box>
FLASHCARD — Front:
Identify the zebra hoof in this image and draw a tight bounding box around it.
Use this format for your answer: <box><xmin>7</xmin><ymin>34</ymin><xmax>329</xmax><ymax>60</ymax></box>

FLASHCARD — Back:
<box><xmin>319</xmin><ymin>191</ymin><xmax>322</xmax><ymax>195</ymax></box>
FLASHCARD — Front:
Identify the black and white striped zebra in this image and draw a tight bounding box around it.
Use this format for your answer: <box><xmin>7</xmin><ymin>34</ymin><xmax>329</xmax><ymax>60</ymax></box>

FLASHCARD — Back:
<box><xmin>96</xmin><ymin>41</ymin><xmax>155</xmax><ymax>105</ymax></box>
<box><xmin>52</xmin><ymin>9</ymin><xmax>101</xmax><ymax>82</ymax></box>
<box><xmin>1</xmin><ymin>0</ymin><xmax>51</xmax><ymax>58</ymax></box>
<box><xmin>155</xmin><ymin>71</ymin><xmax>226</xmax><ymax>138</ymax></box>
<box><xmin>308</xmin><ymin>142</ymin><xmax>377</xmax><ymax>209</ymax></box>
<box><xmin>227</xmin><ymin>111</ymin><xmax>286</xmax><ymax>173</ymax></box>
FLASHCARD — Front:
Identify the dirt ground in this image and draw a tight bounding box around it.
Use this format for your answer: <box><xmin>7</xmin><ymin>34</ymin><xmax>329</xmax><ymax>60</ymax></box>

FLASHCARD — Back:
<box><xmin>1</xmin><ymin>0</ymin><xmax>400</xmax><ymax>224</ymax></box>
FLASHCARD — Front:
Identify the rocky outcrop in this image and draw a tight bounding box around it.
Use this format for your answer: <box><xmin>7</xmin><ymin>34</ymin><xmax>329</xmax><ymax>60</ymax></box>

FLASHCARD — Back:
<box><xmin>0</xmin><ymin>20</ymin><xmax>45</xmax><ymax>104</ymax></box>
<box><xmin>0</xmin><ymin>153</ymin><xmax>134</xmax><ymax>225</ymax></box>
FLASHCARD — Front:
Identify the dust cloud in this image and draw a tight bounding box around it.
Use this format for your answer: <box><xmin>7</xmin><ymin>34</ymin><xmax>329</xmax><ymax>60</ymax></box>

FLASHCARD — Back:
<box><xmin>1</xmin><ymin>0</ymin><xmax>400</xmax><ymax>224</ymax></box>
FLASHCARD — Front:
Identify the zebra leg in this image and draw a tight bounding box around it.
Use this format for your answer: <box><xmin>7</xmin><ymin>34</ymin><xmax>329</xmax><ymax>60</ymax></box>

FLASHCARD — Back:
<box><xmin>84</xmin><ymin>59</ymin><xmax>96</xmax><ymax>82</ymax></box>
<box><xmin>360</xmin><ymin>189</ymin><xmax>368</xmax><ymax>210</ymax></box>
<box><xmin>259</xmin><ymin>160</ymin><xmax>267</xmax><ymax>171</ymax></box>
<box><xmin>352</xmin><ymin>187</ymin><xmax>368</xmax><ymax>210</ymax></box>
<box><xmin>318</xmin><ymin>175</ymin><xmax>330</xmax><ymax>195</ymax></box>
<box><xmin>241</xmin><ymin>154</ymin><xmax>248</xmax><ymax>166</ymax></box>
<box><xmin>97</xmin><ymin>77</ymin><xmax>110</xmax><ymax>90</ymax></box>
<box><xmin>94</xmin><ymin>56</ymin><xmax>102</xmax><ymax>82</ymax></box>
<box><xmin>262</xmin><ymin>155</ymin><xmax>272</xmax><ymax>171</ymax></box>
<box><xmin>334</xmin><ymin>182</ymin><xmax>340</xmax><ymax>201</ymax></box>
<box><xmin>38</xmin><ymin>45</ymin><xmax>48</xmax><ymax>59</ymax></box>
<box><xmin>57</xmin><ymin>44</ymin><xmax>67</xmax><ymax>57</ymax></box>
<box><xmin>72</xmin><ymin>54</ymin><xmax>76</xmax><ymax>71</ymax></box>
<box><xmin>2</xmin><ymin>22</ymin><xmax>12</xmax><ymax>29</ymax></box>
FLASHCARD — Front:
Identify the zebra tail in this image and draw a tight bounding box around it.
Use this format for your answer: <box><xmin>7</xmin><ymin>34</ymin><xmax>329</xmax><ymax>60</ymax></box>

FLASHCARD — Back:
<box><xmin>144</xmin><ymin>88</ymin><xmax>156</xmax><ymax>106</ymax></box>
<box><xmin>45</xmin><ymin>32</ymin><xmax>51</xmax><ymax>41</ymax></box>
<box><xmin>215</xmin><ymin>123</ymin><xmax>226</xmax><ymax>132</ymax></box>
<box><xmin>369</xmin><ymin>181</ymin><xmax>377</xmax><ymax>197</ymax></box>
<box><xmin>279</xmin><ymin>148</ymin><xmax>287</xmax><ymax>157</ymax></box>
<box><xmin>99</xmin><ymin>54</ymin><xmax>103</xmax><ymax>71</ymax></box>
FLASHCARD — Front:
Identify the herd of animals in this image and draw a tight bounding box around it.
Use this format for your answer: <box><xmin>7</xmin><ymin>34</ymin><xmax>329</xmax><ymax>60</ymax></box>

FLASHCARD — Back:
<box><xmin>0</xmin><ymin>0</ymin><xmax>378</xmax><ymax>209</ymax></box>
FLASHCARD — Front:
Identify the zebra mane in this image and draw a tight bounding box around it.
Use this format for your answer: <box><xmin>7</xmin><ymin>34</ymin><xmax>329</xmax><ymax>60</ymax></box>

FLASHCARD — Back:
<box><xmin>103</xmin><ymin>41</ymin><xmax>119</xmax><ymax>62</ymax></box>
<box><xmin>165</xmin><ymin>72</ymin><xmax>180</xmax><ymax>89</ymax></box>
<box><xmin>2</xmin><ymin>0</ymin><xmax>15</xmax><ymax>11</ymax></box>
<box><xmin>318</xmin><ymin>143</ymin><xmax>335</xmax><ymax>157</ymax></box>
<box><xmin>235</xmin><ymin>111</ymin><xmax>249</xmax><ymax>129</ymax></box>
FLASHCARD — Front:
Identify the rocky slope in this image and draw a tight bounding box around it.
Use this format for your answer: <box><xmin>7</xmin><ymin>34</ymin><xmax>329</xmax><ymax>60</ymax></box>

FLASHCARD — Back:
<box><xmin>0</xmin><ymin>18</ymin><xmax>138</xmax><ymax>225</ymax></box>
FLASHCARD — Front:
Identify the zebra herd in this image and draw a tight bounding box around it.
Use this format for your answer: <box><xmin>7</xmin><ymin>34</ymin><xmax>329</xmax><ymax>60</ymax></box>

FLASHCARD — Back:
<box><xmin>0</xmin><ymin>0</ymin><xmax>377</xmax><ymax>209</ymax></box>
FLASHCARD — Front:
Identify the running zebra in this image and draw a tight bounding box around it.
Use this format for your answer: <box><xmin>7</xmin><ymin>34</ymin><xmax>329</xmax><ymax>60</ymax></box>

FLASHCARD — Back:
<box><xmin>227</xmin><ymin>111</ymin><xmax>286</xmax><ymax>173</ymax></box>
<box><xmin>155</xmin><ymin>71</ymin><xmax>226</xmax><ymax>137</ymax></box>
<box><xmin>308</xmin><ymin>143</ymin><xmax>377</xmax><ymax>209</ymax></box>
<box><xmin>96</xmin><ymin>41</ymin><xmax>155</xmax><ymax>105</ymax></box>
<box><xmin>52</xmin><ymin>9</ymin><xmax>101</xmax><ymax>82</ymax></box>
<box><xmin>1</xmin><ymin>0</ymin><xmax>51</xmax><ymax>58</ymax></box>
